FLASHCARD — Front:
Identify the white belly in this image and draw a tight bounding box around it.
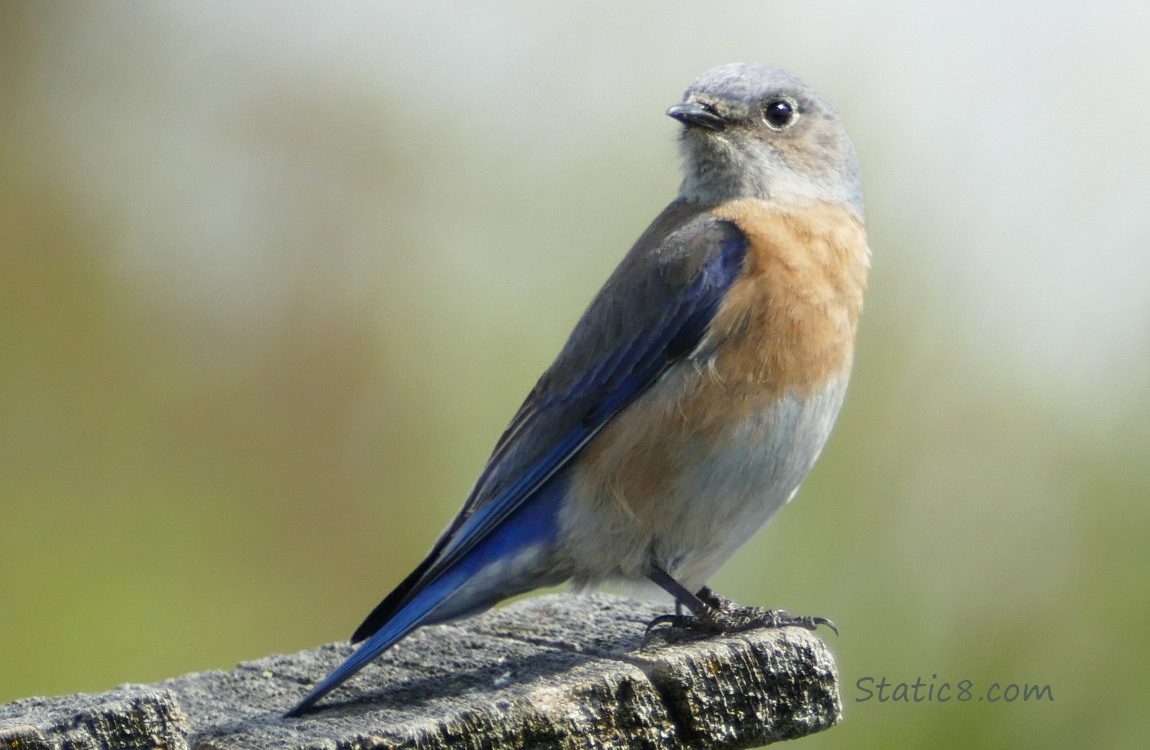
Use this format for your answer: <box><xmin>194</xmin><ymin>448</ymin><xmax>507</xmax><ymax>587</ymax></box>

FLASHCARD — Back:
<box><xmin>559</xmin><ymin>372</ymin><xmax>850</xmax><ymax>591</ymax></box>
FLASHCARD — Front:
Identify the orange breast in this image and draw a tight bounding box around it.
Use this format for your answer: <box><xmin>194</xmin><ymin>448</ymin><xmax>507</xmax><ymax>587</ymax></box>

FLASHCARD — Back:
<box><xmin>572</xmin><ymin>198</ymin><xmax>869</xmax><ymax>528</ymax></box>
<box><xmin>707</xmin><ymin>198</ymin><xmax>869</xmax><ymax>396</ymax></box>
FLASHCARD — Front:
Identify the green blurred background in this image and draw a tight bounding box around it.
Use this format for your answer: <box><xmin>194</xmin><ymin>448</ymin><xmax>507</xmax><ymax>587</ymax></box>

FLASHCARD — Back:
<box><xmin>3</xmin><ymin>2</ymin><xmax>1149</xmax><ymax>747</ymax></box>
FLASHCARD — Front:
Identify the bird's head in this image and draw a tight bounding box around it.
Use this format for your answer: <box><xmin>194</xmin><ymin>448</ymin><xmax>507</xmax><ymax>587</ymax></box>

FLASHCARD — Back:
<box><xmin>668</xmin><ymin>62</ymin><xmax>863</xmax><ymax>220</ymax></box>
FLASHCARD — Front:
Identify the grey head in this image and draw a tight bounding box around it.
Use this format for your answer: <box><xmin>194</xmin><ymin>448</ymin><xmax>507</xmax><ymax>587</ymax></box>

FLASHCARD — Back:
<box><xmin>667</xmin><ymin>63</ymin><xmax>864</xmax><ymax>219</ymax></box>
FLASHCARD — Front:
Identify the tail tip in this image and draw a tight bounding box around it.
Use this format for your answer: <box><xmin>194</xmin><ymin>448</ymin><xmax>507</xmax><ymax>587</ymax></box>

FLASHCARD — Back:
<box><xmin>284</xmin><ymin>689</ymin><xmax>325</xmax><ymax>719</ymax></box>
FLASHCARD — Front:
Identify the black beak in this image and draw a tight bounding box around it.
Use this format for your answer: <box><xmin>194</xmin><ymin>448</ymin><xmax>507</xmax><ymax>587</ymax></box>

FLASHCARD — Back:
<box><xmin>666</xmin><ymin>101</ymin><xmax>726</xmax><ymax>131</ymax></box>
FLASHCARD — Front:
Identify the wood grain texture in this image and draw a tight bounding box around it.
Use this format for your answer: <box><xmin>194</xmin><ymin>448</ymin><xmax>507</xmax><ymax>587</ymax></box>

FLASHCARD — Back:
<box><xmin>0</xmin><ymin>594</ymin><xmax>841</xmax><ymax>750</ymax></box>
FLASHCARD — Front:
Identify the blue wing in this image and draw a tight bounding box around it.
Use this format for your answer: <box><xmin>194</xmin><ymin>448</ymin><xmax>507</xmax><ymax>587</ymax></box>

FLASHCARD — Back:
<box><xmin>287</xmin><ymin>201</ymin><xmax>747</xmax><ymax>716</ymax></box>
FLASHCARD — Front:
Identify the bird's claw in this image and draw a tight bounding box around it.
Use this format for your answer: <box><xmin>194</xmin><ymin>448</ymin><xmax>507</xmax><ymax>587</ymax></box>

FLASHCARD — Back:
<box><xmin>642</xmin><ymin>589</ymin><xmax>837</xmax><ymax>647</ymax></box>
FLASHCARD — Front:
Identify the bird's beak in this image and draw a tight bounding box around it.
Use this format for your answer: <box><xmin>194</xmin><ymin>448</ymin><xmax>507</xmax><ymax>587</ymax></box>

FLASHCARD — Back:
<box><xmin>666</xmin><ymin>101</ymin><xmax>726</xmax><ymax>131</ymax></box>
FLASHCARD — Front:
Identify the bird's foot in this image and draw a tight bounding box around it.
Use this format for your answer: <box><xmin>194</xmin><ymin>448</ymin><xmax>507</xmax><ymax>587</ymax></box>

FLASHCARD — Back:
<box><xmin>643</xmin><ymin>587</ymin><xmax>836</xmax><ymax>646</ymax></box>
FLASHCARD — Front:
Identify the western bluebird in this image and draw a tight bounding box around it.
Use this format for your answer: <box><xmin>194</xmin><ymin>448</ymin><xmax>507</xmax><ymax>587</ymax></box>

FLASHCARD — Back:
<box><xmin>288</xmin><ymin>62</ymin><xmax>869</xmax><ymax>717</ymax></box>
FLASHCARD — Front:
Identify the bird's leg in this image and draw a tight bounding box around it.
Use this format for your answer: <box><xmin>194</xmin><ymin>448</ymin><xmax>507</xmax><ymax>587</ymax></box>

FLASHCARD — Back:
<box><xmin>642</xmin><ymin>564</ymin><xmax>714</xmax><ymax>644</ymax></box>
<box><xmin>643</xmin><ymin>565</ymin><xmax>836</xmax><ymax>646</ymax></box>
<box><xmin>692</xmin><ymin>585</ymin><xmax>839</xmax><ymax>635</ymax></box>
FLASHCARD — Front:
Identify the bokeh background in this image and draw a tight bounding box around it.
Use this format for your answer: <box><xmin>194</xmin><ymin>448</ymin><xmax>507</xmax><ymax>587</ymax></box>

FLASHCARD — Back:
<box><xmin>3</xmin><ymin>2</ymin><xmax>1149</xmax><ymax>747</ymax></box>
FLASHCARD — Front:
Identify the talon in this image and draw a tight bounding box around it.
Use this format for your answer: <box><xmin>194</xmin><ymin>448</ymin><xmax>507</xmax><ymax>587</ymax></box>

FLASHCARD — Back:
<box><xmin>644</xmin><ymin>613</ymin><xmax>680</xmax><ymax>635</ymax></box>
<box><xmin>646</xmin><ymin>593</ymin><xmax>837</xmax><ymax>641</ymax></box>
<box><xmin>641</xmin><ymin>613</ymin><xmax>697</xmax><ymax>647</ymax></box>
<box><xmin>809</xmin><ymin>615</ymin><xmax>839</xmax><ymax>636</ymax></box>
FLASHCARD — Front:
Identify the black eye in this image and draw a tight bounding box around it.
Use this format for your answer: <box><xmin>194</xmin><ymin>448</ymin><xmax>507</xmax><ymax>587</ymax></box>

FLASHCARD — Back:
<box><xmin>763</xmin><ymin>98</ymin><xmax>798</xmax><ymax>130</ymax></box>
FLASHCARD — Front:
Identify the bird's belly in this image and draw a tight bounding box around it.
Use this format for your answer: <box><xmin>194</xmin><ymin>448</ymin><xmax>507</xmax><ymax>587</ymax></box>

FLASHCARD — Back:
<box><xmin>560</xmin><ymin>370</ymin><xmax>849</xmax><ymax>591</ymax></box>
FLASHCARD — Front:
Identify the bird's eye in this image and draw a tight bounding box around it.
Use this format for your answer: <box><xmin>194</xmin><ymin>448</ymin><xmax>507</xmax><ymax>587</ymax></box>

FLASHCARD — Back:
<box><xmin>762</xmin><ymin>98</ymin><xmax>798</xmax><ymax>130</ymax></box>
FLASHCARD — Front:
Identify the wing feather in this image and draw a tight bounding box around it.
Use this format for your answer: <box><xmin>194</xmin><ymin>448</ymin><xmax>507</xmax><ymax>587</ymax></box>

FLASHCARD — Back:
<box><xmin>352</xmin><ymin>202</ymin><xmax>747</xmax><ymax>643</ymax></box>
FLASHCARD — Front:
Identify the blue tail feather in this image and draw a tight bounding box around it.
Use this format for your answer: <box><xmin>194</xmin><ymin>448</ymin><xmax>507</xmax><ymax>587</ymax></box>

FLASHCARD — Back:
<box><xmin>287</xmin><ymin>479</ymin><xmax>565</xmax><ymax>717</ymax></box>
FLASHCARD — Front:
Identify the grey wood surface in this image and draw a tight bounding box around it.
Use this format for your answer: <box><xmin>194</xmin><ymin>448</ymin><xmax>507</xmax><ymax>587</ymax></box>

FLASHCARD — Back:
<box><xmin>0</xmin><ymin>593</ymin><xmax>841</xmax><ymax>749</ymax></box>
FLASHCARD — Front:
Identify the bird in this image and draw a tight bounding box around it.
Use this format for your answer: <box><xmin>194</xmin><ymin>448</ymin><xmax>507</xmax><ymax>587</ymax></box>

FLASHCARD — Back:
<box><xmin>287</xmin><ymin>62</ymin><xmax>870</xmax><ymax>717</ymax></box>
